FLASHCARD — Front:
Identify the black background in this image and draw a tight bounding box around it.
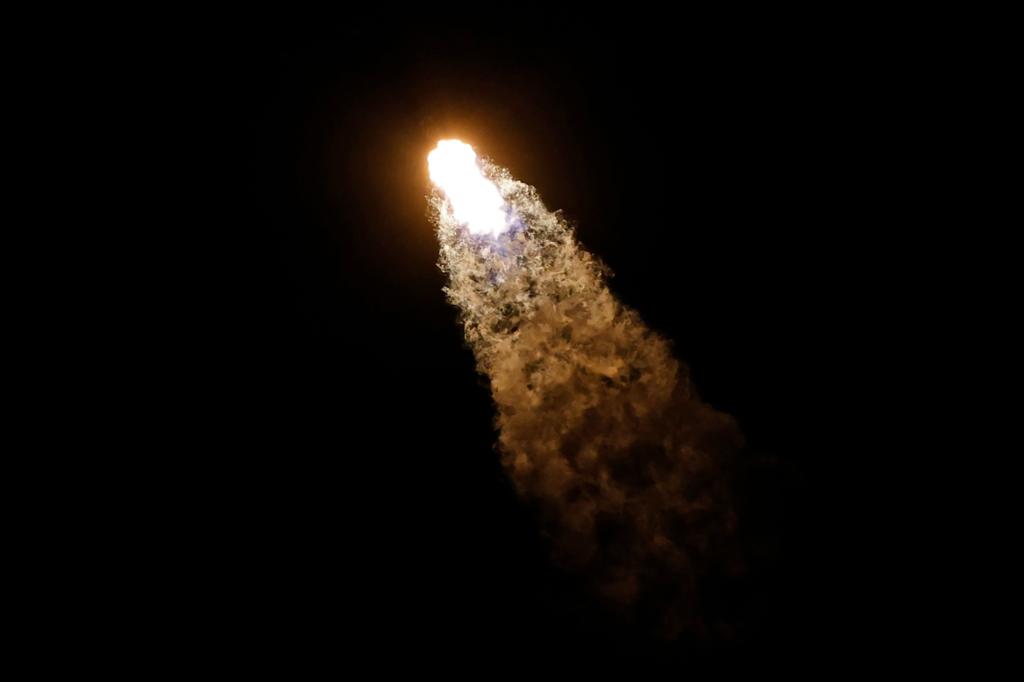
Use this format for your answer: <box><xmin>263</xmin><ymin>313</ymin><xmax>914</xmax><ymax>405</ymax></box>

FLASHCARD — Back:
<box><xmin>168</xmin><ymin>13</ymin><xmax>927</xmax><ymax>674</ymax></box>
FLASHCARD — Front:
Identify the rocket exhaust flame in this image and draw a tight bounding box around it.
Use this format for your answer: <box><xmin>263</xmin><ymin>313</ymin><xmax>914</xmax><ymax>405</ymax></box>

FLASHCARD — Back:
<box><xmin>429</xmin><ymin>140</ymin><xmax>742</xmax><ymax>637</ymax></box>
<box><xmin>428</xmin><ymin>140</ymin><xmax>511</xmax><ymax>237</ymax></box>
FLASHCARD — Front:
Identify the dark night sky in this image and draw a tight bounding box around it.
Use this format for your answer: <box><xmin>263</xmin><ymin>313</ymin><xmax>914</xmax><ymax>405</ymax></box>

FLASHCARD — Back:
<box><xmin>166</xmin><ymin>13</ymin><xmax>933</xmax><ymax>673</ymax></box>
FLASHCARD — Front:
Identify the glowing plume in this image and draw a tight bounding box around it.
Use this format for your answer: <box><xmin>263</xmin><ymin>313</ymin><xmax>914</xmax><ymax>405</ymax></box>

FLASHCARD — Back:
<box><xmin>428</xmin><ymin>140</ymin><xmax>509</xmax><ymax>237</ymax></box>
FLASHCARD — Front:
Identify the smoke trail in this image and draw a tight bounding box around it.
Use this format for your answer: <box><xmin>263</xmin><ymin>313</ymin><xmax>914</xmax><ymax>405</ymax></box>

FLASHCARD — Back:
<box><xmin>429</xmin><ymin>142</ymin><xmax>744</xmax><ymax>636</ymax></box>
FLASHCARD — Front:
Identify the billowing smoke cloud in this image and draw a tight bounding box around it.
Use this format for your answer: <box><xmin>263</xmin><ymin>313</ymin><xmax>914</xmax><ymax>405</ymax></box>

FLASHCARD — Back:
<box><xmin>430</xmin><ymin>145</ymin><xmax>744</xmax><ymax>637</ymax></box>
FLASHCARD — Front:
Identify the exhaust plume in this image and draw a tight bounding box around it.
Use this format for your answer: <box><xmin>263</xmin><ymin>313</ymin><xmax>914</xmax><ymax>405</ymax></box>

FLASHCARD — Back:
<box><xmin>429</xmin><ymin>140</ymin><xmax>744</xmax><ymax>636</ymax></box>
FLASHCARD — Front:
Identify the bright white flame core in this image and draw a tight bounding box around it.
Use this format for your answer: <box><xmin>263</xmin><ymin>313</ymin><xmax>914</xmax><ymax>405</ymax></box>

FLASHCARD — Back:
<box><xmin>428</xmin><ymin>140</ymin><xmax>509</xmax><ymax>237</ymax></box>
